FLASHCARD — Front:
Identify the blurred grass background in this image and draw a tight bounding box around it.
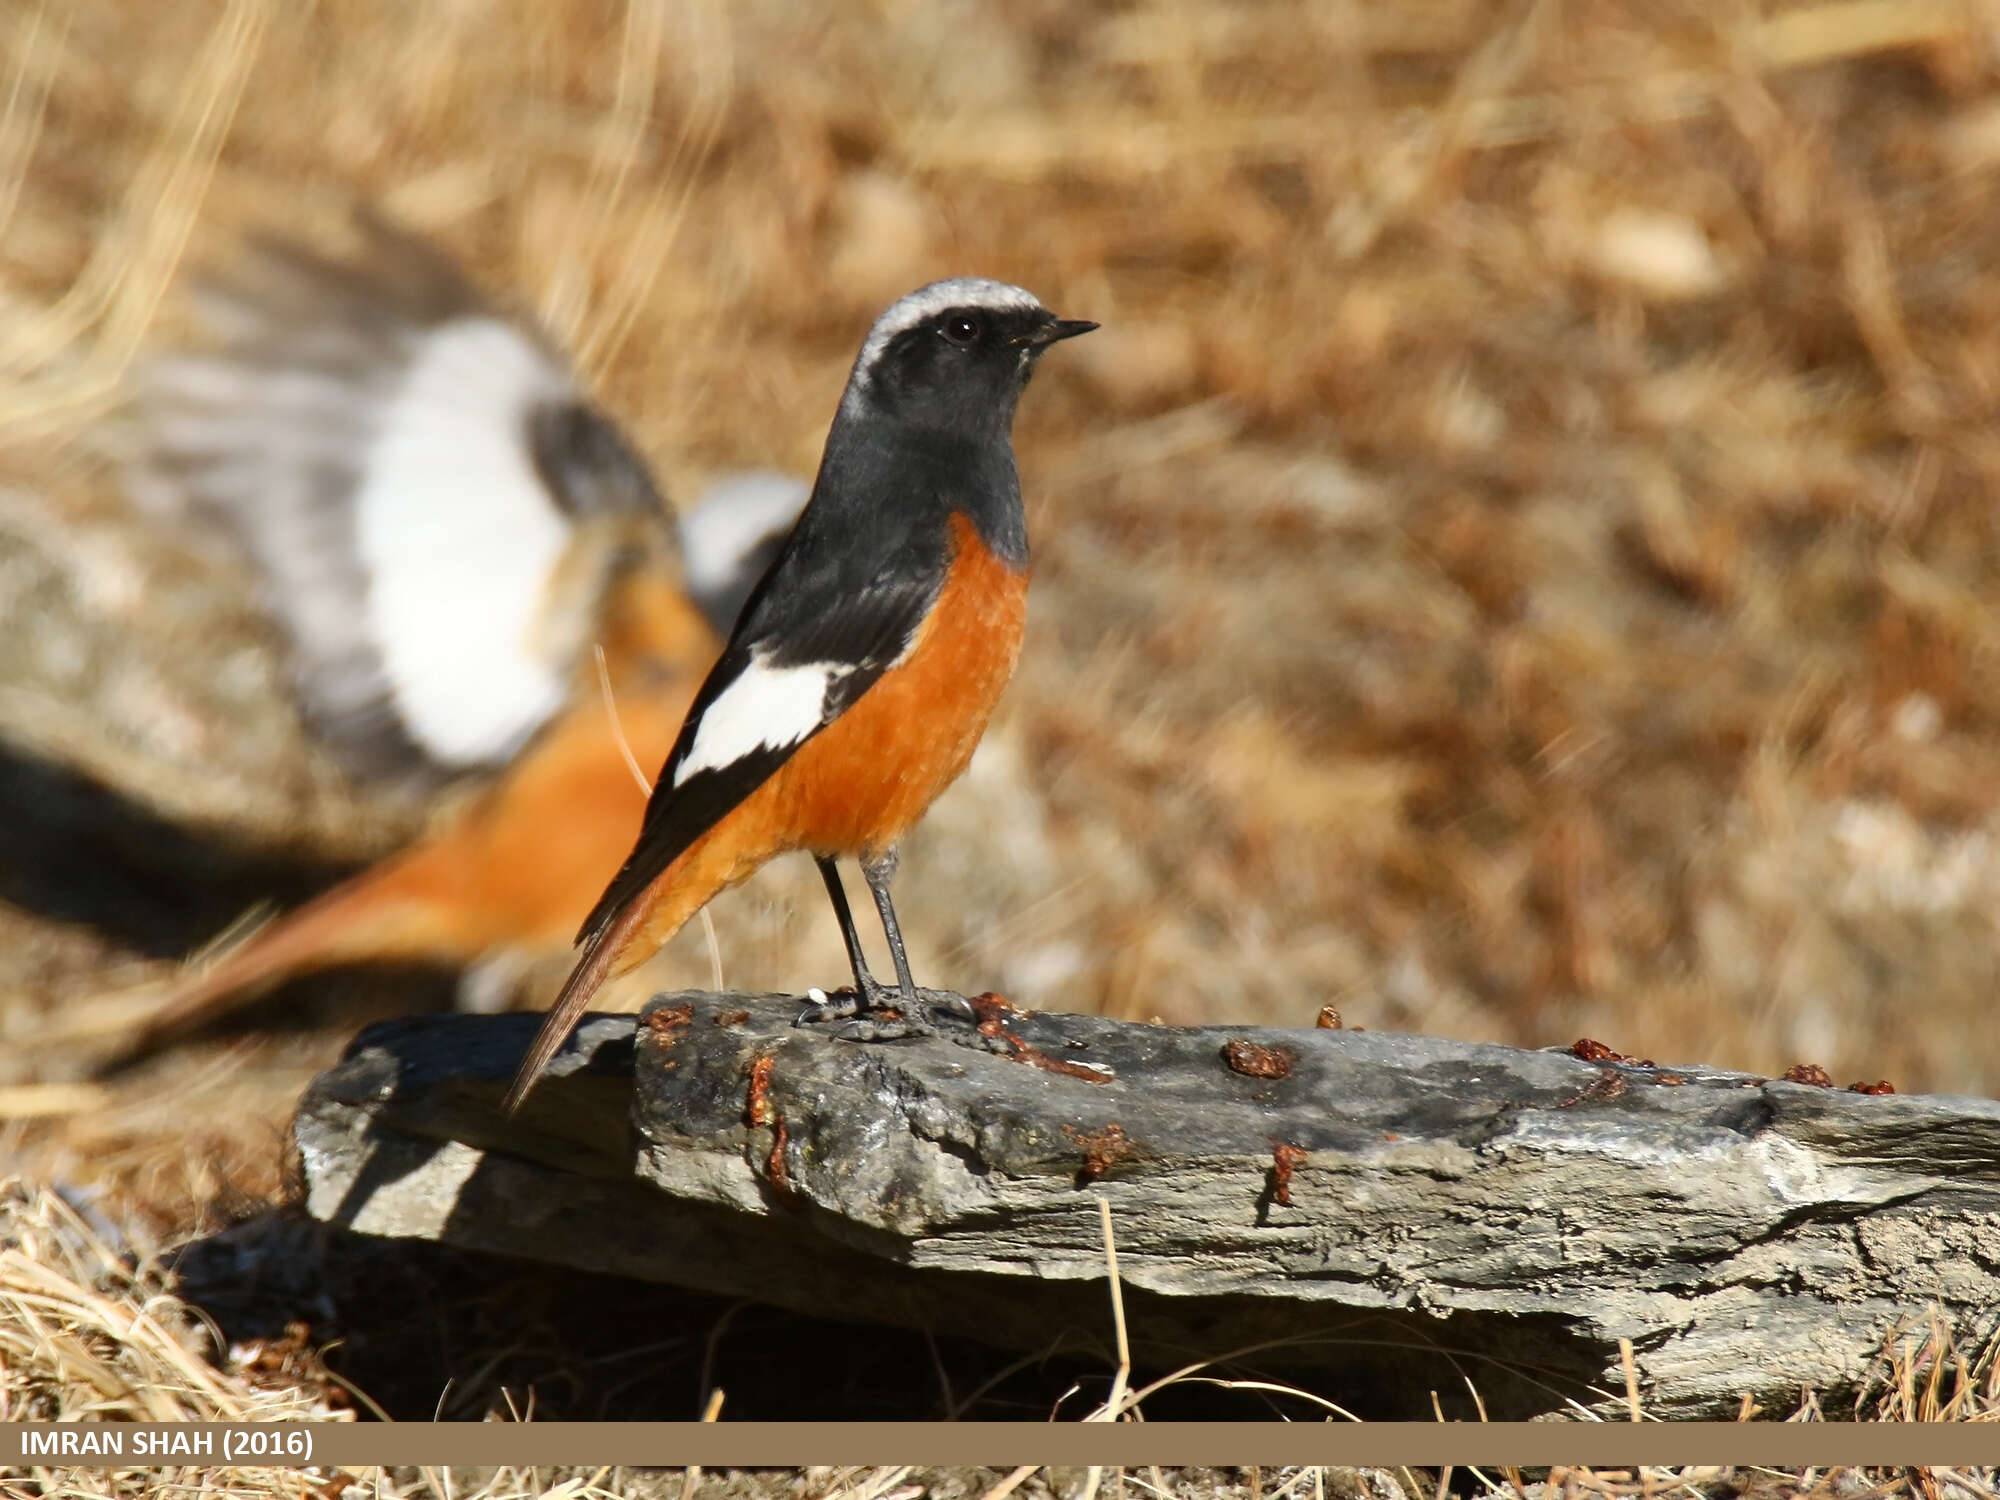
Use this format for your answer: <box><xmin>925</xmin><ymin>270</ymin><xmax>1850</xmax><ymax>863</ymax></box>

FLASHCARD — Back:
<box><xmin>4</xmin><ymin>0</ymin><xmax>2000</xmax><ymax>1230</ymax></box>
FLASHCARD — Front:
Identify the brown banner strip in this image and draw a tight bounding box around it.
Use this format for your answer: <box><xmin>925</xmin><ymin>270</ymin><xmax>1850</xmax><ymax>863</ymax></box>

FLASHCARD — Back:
<box><xmin>3</xmin><ymin>1422</ymin><xmax>1998</xmax><ymax>1468</ymax></box>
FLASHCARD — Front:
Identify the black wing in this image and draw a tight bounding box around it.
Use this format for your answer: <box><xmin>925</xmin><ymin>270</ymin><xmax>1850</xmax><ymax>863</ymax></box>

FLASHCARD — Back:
<box><xmin>574</xmin><ymin>518</ymin><xmax>949</xmax><ymax>943</ymax></box>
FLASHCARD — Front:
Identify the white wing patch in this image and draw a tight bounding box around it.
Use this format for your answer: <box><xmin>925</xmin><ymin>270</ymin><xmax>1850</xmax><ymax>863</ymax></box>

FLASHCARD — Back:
<box><xmin>672</xmin><ymin>652</ymin><xmax>843</xmax><ymax>786</ymax></box>
<box><xmin>682</xmin><ymin>470</ymin><xmax>808</xmax><ymax>597</ymax></box>
<box><xmin>353</xmin><ymin>316</ymin><xmax>574</xmax><ymax>766</ymax></box>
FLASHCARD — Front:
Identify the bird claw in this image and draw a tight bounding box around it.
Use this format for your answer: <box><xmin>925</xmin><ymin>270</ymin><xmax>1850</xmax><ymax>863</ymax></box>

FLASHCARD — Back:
<box><xmin>925</xmin><ymin>990</ymin><xmax>978</xmax><ymax>1024</ymax></box>
<box><xmin>794</xmin><ymin>982</ymin><xmax>974</xmax><ymax>1039</ymax></box>
<box><xmin>795</xmin><ymin>987</ymin><xmax>860</xmax><ymax>1025</ymax></box>
<box><xmin>825</xmin><ymin>1016</ymin><xmax>930</xmax><ymax>1043</ymax></box>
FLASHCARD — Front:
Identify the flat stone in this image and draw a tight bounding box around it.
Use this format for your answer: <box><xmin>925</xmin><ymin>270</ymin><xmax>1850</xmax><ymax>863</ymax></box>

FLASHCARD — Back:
<box><xmin>291</xmin><ymin>992</ymin><xmax>2000</xmax><ymax>1420</ymax></box>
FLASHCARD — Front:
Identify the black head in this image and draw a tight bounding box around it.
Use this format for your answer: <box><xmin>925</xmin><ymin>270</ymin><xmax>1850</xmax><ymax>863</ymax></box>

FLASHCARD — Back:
<box><xmin>840</xmin><ymin>278</ymin><xmax>1095</xmax><ymax>439</ymax></box>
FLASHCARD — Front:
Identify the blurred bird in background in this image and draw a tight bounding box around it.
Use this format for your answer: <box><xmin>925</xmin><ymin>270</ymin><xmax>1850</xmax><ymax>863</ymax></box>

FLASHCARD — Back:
<box><xmin>99</xmin><ymin>214</ymin><xmax>804</xmax><ymax>1069</ymax></box>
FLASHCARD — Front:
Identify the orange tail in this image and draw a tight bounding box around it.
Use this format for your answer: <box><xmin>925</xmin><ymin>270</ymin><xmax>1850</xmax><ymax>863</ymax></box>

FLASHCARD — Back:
<box><xmin>99</xmin><ymin>861</ymin><xmax>466</xmax><ymax>1073</ymax></box>
<box><xmin>499</xmin><ymin>893</ymin><xmax>654</xmax><ymax>1114</ymax></box>
<box><xmin>501</xmin><ymin>818</ymin><xmax>766</xmax><ymax>1113</ymax></box>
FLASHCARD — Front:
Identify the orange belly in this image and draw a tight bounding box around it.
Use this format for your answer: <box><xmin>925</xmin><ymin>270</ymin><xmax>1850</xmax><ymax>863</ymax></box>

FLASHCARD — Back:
<box><xmin>622</xmin><ymin>512</ymin><xmax>1027</xmax><ymax>954</ymax></box>
<box><xmin>774</xmin><ymin>512</ymin><xmax>1028</xmax><ymax>857</ymax></box>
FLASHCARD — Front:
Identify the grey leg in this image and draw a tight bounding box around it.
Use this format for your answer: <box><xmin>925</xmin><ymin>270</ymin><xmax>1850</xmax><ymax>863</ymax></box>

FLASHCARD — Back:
<box><xmin>794</xmin><ymin>848</ymin><xmax>975</xmax><ymax>1037</ymax></box>
<box><xmin>860</xmin><ymin>848</ymin><xmax>919</xmax><ymax>998</ymax></box>
<box><xmin>816</xmin><ymin>856</ymin><xmax>876</xmax><ymax>995</ymax></box>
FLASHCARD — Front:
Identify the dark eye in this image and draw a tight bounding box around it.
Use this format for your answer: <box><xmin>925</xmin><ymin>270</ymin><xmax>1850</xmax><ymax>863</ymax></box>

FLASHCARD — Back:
<box><xmin>940</xmin><ymin>313</ymin><xmax>983</xmax><ymax>346</ymax></box>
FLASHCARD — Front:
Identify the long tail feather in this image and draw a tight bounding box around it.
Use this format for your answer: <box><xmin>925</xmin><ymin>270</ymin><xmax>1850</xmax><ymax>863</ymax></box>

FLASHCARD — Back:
<box><xmin>97</xmin><ymin>881</ymin><xmax>426</xmax><ymax>1073</ymax></box>
<box><xmin>500</xmin><ymin>817</ymin><xmax>752</xmax><ymax>1113</ymax></box>
<box><xmin>501</xmin><ymin>892</ymin><xmax>656</xmax><ymax>1113</ymax></box>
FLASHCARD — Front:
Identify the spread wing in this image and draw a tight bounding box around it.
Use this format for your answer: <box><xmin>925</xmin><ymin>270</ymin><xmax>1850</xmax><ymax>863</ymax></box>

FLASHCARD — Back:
<box><xmin>131</xmin><ymin>213</ymin><xmax>670</xmax><ymax>783</ymax></box>
<box><xmin>574</xmin><ymin>512</ymin><xmax>948</xmax><ymax>943</ymax></box>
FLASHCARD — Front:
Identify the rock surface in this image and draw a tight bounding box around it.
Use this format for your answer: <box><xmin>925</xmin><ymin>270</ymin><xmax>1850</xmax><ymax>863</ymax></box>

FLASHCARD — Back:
<box><xmin>291</xmin><ymin>992</ymin><xmax>2000</xmax><ymax>1420</ymax></box>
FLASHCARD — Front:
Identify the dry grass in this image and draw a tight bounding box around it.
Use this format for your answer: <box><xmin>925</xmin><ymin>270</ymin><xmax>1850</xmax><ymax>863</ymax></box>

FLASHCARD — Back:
<box><xmin>3</xmin><ymin>1171</ymin><xmax>1997</xmax><ymax>1485</ymax></box>
<box><xmin>0</xmin><ymin>1177</ymin><xmax>353</xmax><ymax>1497</ymax></box>
<box><xmin>4</xmin><ymin>0</ymin><xmax>2000</xmax><ymax>1431</ymax></box>
<box><xmin>0</xmin><ymin>1178</ymin><xmax>343</xmax><ymax>1425</ymax></box>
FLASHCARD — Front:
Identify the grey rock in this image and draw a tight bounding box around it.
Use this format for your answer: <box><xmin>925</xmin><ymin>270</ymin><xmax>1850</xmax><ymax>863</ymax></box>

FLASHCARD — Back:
<box><xmin>291</xmin><ymin>993</ymin><xmax>2000</xmax><ymax>1420</ymax></box>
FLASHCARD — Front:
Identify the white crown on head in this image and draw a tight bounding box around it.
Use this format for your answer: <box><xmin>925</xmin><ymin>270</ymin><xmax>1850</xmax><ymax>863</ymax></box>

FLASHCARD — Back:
<box><xmin>849</xmin><ymin>278</ymin><xmax>1048</xmax><ymax>390</ymax></box>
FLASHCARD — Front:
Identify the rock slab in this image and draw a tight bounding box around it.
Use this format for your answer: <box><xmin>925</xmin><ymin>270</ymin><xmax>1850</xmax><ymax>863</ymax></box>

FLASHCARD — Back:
<box><xmin>291</xmin><ymin>992</ymin><xmax>2000</xmax><ymax>1419</ymax></box>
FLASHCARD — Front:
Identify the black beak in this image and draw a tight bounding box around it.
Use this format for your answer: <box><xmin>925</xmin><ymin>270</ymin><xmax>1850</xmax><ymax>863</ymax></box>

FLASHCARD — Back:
<box><xmin>1021</xmin><ymin>318</ymin><xmax>1098</xmax><ymax>349</ymax></box>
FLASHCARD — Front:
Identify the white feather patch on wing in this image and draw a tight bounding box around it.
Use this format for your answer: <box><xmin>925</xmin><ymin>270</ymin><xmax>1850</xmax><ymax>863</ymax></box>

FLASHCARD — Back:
<box><xmin>354</xmin><ymin>316</ymin><xmax>575</xmax><ymax>766</ymax></box>
<box><xmin>672</xmin><ymin>652</ymin><xmax>844</xmax><ymax>787</ymax></box>
<box><xmin>683</xmin><ymin>471</ymin><xmax>808</xmax><ymax>597</ymax></box>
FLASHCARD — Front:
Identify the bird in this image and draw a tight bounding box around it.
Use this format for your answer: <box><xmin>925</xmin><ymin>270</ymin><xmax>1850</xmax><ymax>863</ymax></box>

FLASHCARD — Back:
<box><xmin>96</xmin><ymin>216</ymin><xmax>805</xmax><ymax>1068</ymax></box>
<box><xmin>503</xmin><ymin>277</ymin><xmax>1095</xmax><ymax>1111</ymax></box>
<box><xmin>132</xmin><ymin>211</ymin><xmax>749</xmax><ymax>788</ymax></box>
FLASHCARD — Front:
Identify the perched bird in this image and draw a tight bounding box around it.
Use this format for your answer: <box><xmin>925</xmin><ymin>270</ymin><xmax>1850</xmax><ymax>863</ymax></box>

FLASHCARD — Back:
<box><xmin>505</xmin><ymin>278</ymin><xmax>1095</xmax><ymax>1111</ymax></box>
<box><xmin>101</xmin><ymin>217</ymin><xmax>803</xmax><ymax>1067</ymax></box>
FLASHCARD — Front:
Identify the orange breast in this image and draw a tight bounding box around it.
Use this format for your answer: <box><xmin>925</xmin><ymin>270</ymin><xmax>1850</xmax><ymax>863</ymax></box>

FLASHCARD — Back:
<box><xmin>769</xmin><ymin>510</ymin><xmax>1028</xmax><ymax>859</ymax></box>
<box><xmin>615</xmin><ymin>512</ymin><xmax>1028</xmax><ymax>961</ymax></box>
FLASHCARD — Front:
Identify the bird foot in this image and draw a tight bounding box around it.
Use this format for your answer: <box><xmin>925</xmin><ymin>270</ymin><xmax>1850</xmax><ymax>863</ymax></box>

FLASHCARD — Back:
<box><xmin>794</xmin><ymin>982</ymin><xmax>977</xmax><ymax>1041</ymax></box>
